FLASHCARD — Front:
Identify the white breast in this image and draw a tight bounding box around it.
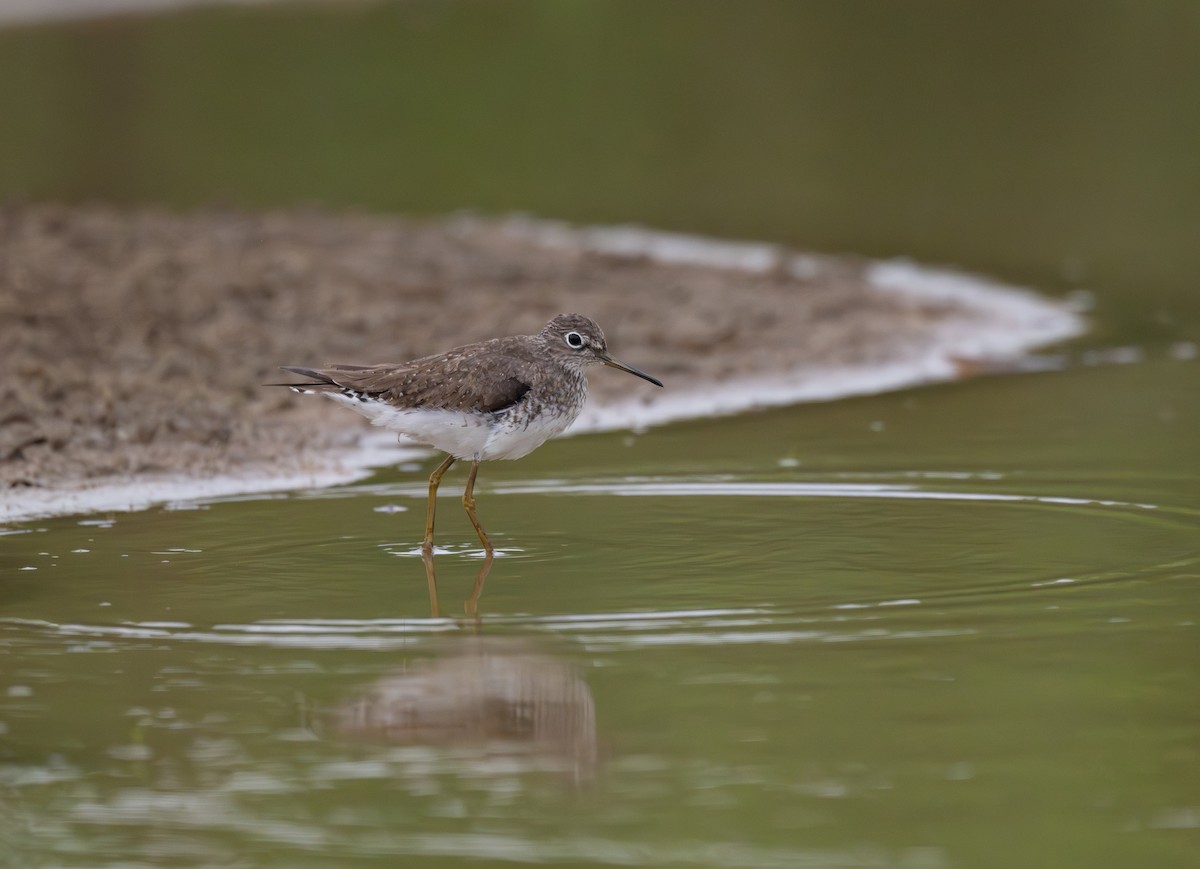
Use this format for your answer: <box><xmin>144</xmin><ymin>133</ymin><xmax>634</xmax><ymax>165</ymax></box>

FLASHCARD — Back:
<box><xmin>479</xmin><ymin>407</ymin><xmax>578</xmax><ymax>461</ymax></box>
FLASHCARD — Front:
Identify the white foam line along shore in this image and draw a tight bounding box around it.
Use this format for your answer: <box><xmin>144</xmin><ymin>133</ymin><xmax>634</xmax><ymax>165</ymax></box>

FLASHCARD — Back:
<box><xmin>0</xmin><ymin>438</ymin><xmax>430</xmax><ymax>525</ymax></box>
<box><xmin>501</xmin><ymin>218</ymin><xmax>1085</xmax><ymax>434</ymax></box>
<box><xmin>0</xmin><ymin>220</ymin><xmax>1084</xmax><ymax>524</ymax></box>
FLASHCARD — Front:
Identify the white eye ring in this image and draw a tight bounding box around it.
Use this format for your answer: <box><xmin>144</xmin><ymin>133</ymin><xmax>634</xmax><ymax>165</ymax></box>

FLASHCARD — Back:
<box><xmin>565</xmin><ymin>331</ymin><xmax>585</xmax><ymax>349</ymax></box>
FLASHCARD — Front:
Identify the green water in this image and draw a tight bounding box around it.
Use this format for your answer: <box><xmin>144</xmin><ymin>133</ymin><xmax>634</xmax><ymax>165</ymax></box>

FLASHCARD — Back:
<box><xmin>2</xmin><ymin>1</ymin><xmax>1200</xmax><ymax>867</ymax></box>
<box><xmin>3</xmin><ymin>361</ymin><xmax>1198</xmax><ymax>867</ymax></box>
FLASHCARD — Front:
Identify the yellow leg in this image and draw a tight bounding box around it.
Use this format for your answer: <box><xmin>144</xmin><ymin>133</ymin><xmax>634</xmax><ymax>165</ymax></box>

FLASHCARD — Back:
<box><xmin>421</xmin><ymin>548</ymin><xmax>441</xmax><ymax>618</ymax></box>
<box><xmin>423</xmin><ymin>454</ymin><xmax>457</xmax><ymax>553</ymax></box>
<box><xmin>465</xmin><ymin>551</ymin><xmax>495</xmax><ymax>618</ymax></box>
<box><xmin>461</xmin><ymin>459</ymin><xmax>494</xmax><ymax>553</ymax></box>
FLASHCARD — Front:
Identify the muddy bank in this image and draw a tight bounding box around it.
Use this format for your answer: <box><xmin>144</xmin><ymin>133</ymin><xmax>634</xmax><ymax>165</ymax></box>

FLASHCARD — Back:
<box><xmin>0</xmin><ymin>204</ymin><xmax>1082</xmax><ymax>518</ymax></box>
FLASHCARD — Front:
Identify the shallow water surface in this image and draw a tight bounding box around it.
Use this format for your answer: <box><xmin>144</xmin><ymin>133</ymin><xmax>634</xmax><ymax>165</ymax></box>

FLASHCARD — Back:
<box><xmin>2</xmin><ymin>359</ymin><xmax>1198</xmax><ymax>868</ymax></box>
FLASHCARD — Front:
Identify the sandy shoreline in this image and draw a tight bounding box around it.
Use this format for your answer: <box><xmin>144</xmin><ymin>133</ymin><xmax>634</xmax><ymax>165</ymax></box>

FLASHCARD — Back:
<box><xmin>0</xmin><ymin>205</ymin><xmax>1084</xmax><ymax>523</ymax></box>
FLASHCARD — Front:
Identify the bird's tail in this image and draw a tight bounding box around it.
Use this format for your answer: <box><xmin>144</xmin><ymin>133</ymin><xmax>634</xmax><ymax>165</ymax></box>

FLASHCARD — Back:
<box><xmin>265</xmin><ymin>366</ymin><xmax>341</xmax><ymax>394</ymax></box>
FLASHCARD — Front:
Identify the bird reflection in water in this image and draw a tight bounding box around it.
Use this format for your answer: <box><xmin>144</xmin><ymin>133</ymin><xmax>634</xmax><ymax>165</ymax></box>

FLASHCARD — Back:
<box><xmin>331</xmin><ymin>636</ymin><xmax>598</xmax><ymax>784</ymax></box>
<box><xmin>421</xmin><ymin>548</ymin><xmax>493</xmax><ymax>618</ymax></box>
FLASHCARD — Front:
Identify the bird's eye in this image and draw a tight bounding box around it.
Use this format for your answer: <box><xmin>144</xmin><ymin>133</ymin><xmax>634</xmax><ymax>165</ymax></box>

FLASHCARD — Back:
<box><xmin>565</xmin><ymin>331</ymin><xmax>585</xmax><ymax>349</ymax></box>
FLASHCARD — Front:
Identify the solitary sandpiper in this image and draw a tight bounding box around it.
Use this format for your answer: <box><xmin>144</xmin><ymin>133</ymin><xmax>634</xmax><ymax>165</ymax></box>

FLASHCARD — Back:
<box><xmin>276</xmin><ymin>313</ymin><xmax>663</xmax><ymax>552</ymax></box>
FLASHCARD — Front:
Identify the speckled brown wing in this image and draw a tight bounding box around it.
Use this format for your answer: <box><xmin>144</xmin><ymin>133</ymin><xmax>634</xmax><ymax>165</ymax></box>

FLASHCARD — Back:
<box><xmin>280</xmin><ymin>339</ymin><xmax>535</xmax><ymax>414</ymax></box>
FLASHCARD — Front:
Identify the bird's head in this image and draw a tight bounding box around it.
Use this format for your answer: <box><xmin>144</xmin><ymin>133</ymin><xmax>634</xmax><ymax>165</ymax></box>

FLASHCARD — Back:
<box><xmin>540</xmin><ymin>314</ymin><xmax>663</xmax><ymax>387</ymax></box>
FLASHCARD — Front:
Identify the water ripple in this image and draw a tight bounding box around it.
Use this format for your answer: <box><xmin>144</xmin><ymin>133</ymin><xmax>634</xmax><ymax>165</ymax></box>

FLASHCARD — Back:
<box><xmin>0</xmin><ymin>603</ymin><xmax>974</xmax><ymax>654</ymax></box>
<box><xmin>490</xmin><ymin>478</ymin><xmax>1162</xmax><ymax>511</ymax></box>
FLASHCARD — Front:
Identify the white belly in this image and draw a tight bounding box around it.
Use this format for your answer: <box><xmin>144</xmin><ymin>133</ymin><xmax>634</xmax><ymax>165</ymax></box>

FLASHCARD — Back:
<box><xmin>324</xmin><ymin>393</ymin><xmax>579</xmax><ymax>461</ymax></box>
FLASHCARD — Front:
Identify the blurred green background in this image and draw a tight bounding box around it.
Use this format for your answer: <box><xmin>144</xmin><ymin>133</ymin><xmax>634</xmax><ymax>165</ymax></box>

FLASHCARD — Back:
<box><xmin>1</xmin><ymin>0</ymin><xmax>1197</xmax><ymax>341</ymax></box>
